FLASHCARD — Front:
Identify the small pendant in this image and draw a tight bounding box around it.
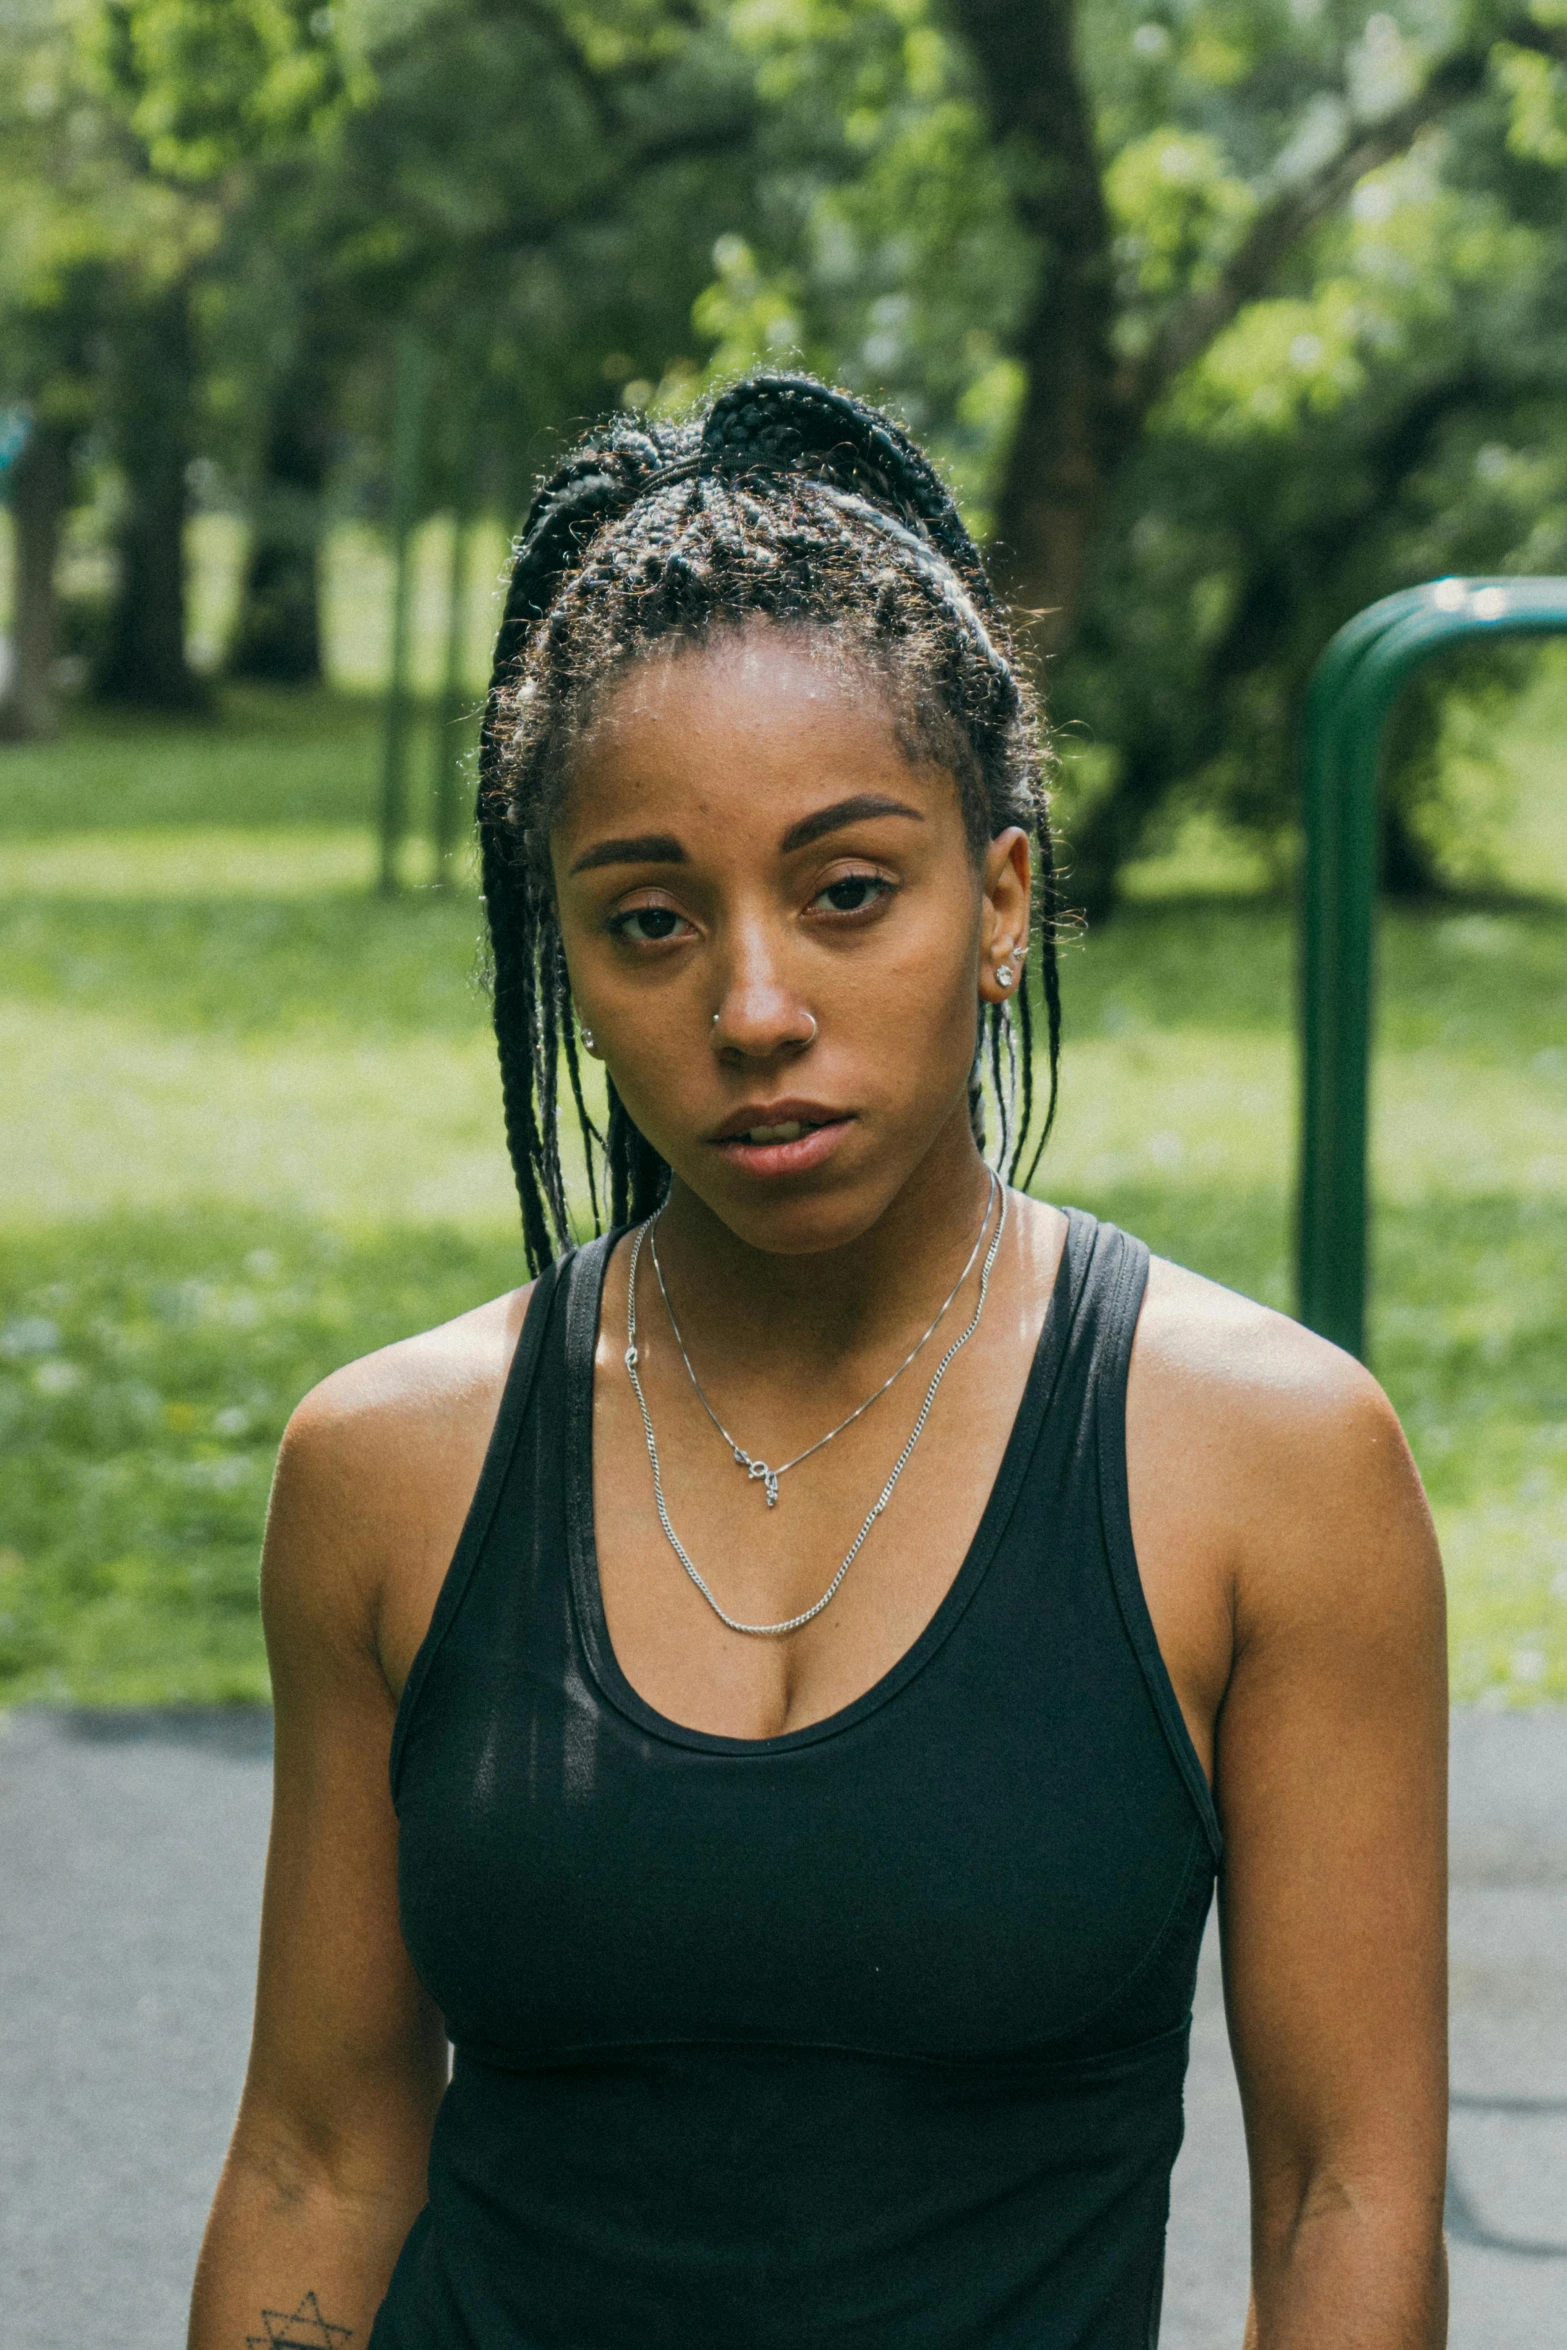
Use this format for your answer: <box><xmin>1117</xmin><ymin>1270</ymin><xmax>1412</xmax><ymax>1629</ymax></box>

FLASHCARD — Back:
<box><xmin>735</xmin><ymin>1450</ymin><xmax>781</xmax><ymax>1508</ymax></box>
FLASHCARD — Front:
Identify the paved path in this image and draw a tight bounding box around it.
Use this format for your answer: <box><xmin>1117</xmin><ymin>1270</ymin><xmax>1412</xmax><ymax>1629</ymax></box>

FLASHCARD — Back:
<box><xmin>1</xmin><ymin>1706</ymin><xmax>1564</xmax><ymax>2346</ymax></box>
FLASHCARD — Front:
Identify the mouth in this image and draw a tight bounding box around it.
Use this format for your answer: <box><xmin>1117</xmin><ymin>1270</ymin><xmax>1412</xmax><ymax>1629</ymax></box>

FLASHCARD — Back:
<box><xmin>709</xmin><ymin>1103</ymin><xmax>855</xmax><ymax>1177</ymax></box>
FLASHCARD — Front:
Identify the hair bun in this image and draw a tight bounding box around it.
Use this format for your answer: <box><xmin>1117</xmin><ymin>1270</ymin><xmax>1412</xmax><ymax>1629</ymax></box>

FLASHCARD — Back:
<box><xmin>701</xmin><ymin>373</ymin><xmax>990</xmax><ymax>601</ymax></box>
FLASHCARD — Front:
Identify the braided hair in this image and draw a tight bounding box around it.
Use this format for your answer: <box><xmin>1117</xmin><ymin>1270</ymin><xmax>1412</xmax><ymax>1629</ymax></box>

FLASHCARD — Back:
<box><xmin>478</xmin><ymin>372</ymin><xmax>1065</xmax><ymax>1273</ymax></box>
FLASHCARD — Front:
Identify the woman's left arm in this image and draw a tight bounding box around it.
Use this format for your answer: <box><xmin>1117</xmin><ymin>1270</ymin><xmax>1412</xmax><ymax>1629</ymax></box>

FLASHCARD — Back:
<box><xmin>1214</xmin><ymin>1343</ymin><xmax>1449</xmax><ymax>2348</ymax></box>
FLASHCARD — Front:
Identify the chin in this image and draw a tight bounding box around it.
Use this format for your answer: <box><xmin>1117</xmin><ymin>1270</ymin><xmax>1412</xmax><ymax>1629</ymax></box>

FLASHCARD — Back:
<box><xmin>721</xmin><ymin>1204</ymin><xmax>878</xmax><ymax>1257</ymax></box>
<box><xmin>679</xmin><ymin>1160</ymin><xmax>910</xmax><ymax>1259</ymax></box>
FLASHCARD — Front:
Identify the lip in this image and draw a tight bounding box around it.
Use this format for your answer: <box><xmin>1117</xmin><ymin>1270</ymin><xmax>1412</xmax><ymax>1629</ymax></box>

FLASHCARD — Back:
<box><xmin>708</xmin><ymin>1099</ymin><xmax>856</xmax><ymax>1179</ymax></box>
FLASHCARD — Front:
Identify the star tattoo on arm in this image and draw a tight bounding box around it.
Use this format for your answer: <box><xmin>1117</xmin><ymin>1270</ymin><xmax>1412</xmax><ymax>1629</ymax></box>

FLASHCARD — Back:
<box><xmin>247</xmin><ymin>2291</ymin><xmax>354</xmax><ymax>2349</ymax></box>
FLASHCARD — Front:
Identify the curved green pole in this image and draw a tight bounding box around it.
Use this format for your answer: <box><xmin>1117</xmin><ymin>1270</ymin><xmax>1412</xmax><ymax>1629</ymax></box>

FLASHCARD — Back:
<box><xmin>1297</xmin><ymin>575</ymin><xmax>1567</xmax><ymax>1360</ymax></box>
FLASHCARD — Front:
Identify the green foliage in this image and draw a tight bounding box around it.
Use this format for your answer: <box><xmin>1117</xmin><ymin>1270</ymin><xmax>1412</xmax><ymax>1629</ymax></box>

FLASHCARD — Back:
<box><xmin>8</xmin><ymin>0</ymin><xmax>1567</xmax><ymax>841</ymax></box>
<box><xmin>1106</xmin><ymin>130</ymin><xmax>1255</xmax><ymax>307</ymax></box>
<box><xmin>0</xmin><ymin>5</ymin><xmax>146</xmax><ymax>421</ymax></box>
<box><xmin>695</xmin><ymin>0</ymin><xmax>1031</xmax><ymax>515</ymax></box>
<box><xmin>1496</xmin><ymin>35</ymin><xmax>1567</xmax><ymax>165</ymax></box>
<box><xmin>626</xmin><ymin>0</ymin><xmax>1567</xmax><ymax>886</ymax></box>
<box><xmin>91</xmin><ymin>0</ymin><xmax>362</xmax><ymax>181</ymax></box>
<box><xmin>0</xmin><ymin>1215</ymin><xmax>518</xmax><ymax>1702</ymax></box>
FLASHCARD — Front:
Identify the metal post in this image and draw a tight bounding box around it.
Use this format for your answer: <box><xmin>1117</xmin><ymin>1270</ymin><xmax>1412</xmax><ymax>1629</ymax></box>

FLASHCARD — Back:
<box><xmin>377</xmin><ymin>330</ymin><xmax>431</xmax><ymax>897</ymax></box>
<box><xmin>1296</xmin><ymin>576</ymin><xmax>1567</xmax><ymax>1358</ymax></box>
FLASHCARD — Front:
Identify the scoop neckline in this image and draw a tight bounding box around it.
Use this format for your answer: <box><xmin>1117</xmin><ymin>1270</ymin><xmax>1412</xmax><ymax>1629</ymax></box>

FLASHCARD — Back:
<box><xmin>562</xmin><ymin>1203</ymin><xmax>1084</xmax><ymax>1756</ymax></box>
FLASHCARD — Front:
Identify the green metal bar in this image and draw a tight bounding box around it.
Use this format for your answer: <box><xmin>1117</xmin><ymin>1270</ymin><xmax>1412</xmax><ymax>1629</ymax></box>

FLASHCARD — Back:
<box><xmin>1297</xmin><ymin>575</ymin><xmax>1567</xmax><ymax>1359</ymax></box>
<box><xmin>377</xmin><ymin>329</ymin><xmax>432</xmax><ymax>897</ymax></box>
<box><xmin>1298</xmin><ymin>589</ymin><xmax>1430</xmax><ymax>1358</ymax></box>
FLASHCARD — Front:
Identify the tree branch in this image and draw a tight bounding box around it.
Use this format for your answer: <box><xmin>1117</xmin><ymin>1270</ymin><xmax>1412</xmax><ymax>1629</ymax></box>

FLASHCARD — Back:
<box><xmin>1125</xmin><ymin>19</ymin><xmax>1567</xmax><ymax>420</ymax></box>
<box><xmin>622</xmin><ymin>104</ymin><xmax>758</xmax><ymax>177</ymax></box>
<box><xmin>462</xmin><ymin>105</ymin><xmax>757</xmax><ymax>269</ymax></box>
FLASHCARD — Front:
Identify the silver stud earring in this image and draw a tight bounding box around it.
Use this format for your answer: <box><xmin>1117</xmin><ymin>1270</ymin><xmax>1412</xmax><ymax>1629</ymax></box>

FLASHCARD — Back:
<box><xmin>995</xmin><ymin>964</ymin><xmax>1015</xmax><ymax>990</ymax></box>
<box><xmin>580</xmin><ymin>1024</ymin><xmax>595</xmax><ymax>1051</ymax></box>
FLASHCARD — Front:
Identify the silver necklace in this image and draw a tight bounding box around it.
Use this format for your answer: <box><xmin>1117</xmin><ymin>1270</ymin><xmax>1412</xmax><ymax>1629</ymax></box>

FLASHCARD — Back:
<box><xmin>622</xmin><ymin>1182</ymin><xmax>1008</xmax><ymax>1638</ymax></box>
<box><xmin>648</xmin><ymin>1171</ymin><xmax>998</xmax><ymax>1508</ymax></box>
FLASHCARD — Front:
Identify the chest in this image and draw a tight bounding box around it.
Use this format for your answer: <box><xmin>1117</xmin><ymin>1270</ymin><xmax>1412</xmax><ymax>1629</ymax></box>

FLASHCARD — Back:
<box><xmin>395</xmin><ymin>1523</ymin><xmax>1213</xmax><ymax>2069</ymax></box>
<box><xmin>588</xmin><ymin>1260</ymin><xmax>1050</xmax><ymax>1741</ymax></box>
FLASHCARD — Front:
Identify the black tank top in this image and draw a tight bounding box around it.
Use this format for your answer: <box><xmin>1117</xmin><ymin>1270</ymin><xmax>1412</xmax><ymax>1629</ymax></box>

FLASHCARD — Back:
<box><xmin>372</xmin><ymin>1209</ymin><xmax>1221</xmax><ymax>2350</ymax></box>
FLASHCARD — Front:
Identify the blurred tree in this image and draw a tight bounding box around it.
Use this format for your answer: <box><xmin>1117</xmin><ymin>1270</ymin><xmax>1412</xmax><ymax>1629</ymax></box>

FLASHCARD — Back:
<box><xmin>0</xmin><ymin>2</ymin><xmax>121</xmax><ymax>738</ymax></box>
<box><xmin>0</xmin><ymin>419</ymin><xmax>74</xmax><ymax>740</ymax></box>
<box><xmin>9</xmin><ymin>0</ymin><xmax>1566</xmax><ymax>895</ymax></box>
<box><xmin>216</xmin><ymin>0</ymin><xmax>761</xmax><ymax>684</ymax></box>
<box><xmin>674</xmin><ymin>0</ymin><xmax>1567</xmax><ymax>906</ymax></box>
<box><xmin>956</xmin><ymin>0</ymin><xmax>1567</xmax><ymax>902</ymax></box>
<box><xmin>81</xmin><ymin>0</ymin><xmax>358</xmax><ymax>707</ymax></box>
<box><xmin>91</xmin><ymin>265</ymin><xmax>209</xmax><ymax>708</ymax></box>
<box><xmin>224</xmin><ymin>332</ymin><xmax>337</xmax><ymax>686</ymax></box>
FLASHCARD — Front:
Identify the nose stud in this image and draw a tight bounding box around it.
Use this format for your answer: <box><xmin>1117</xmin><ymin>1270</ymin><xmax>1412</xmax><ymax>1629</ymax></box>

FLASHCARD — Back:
<box><xmin>711</xmin><ymin>1010</ymin><xmax>818</xmax><ymax>1043</ymax></box>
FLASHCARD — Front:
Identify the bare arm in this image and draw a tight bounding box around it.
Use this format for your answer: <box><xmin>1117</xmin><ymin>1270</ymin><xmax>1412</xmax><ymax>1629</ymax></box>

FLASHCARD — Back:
<box><xmin>190</xmin><ymin>1294</ymin><xmax>527</xmax><ymax>2348</ymax></box>
<box><xmin>188</xmin><ymin>1405</ymin><xmax>446</xmax><ymax>2347</ymax></box>
<box><xmin>1224</xmin><ymin>1363</ymin><xmax>1447</xmax><ymax>2346</ymax></box>
<box><xmin>1131</xmin><ymin>1271</ymin><xmax>1448</xmax><ymax>2348</ymax></box>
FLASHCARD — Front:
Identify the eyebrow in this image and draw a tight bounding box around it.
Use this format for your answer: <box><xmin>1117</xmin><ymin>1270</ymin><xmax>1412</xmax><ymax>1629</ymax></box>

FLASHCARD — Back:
<box><xmin>777</xmin><ymin>794</ymin><xmax>925</xmax><ymax>853</ymax></box>
<box><xmin>568</xmin><ymin>832</ymin><xmax>687</xmax><ymax>875</ymax></box>
<box><xmin>566</xmin><ymin>793</ymin><xmax>924</xmax><ymax>877</ymax></box>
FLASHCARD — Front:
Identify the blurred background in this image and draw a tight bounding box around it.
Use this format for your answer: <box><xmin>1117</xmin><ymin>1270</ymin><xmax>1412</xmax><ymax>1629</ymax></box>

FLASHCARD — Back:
<box><xmin>1</xmin><ymin>0</ymin><xmax>1564</xmax><ymax>1712</ymax></box>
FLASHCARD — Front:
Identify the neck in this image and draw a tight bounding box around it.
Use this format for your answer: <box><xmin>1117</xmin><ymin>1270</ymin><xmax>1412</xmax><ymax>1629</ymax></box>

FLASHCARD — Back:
<box><xmin>652</xmin><ymin>1109</ymin><xmax>997</xmax><ymax>1371</ymax></box>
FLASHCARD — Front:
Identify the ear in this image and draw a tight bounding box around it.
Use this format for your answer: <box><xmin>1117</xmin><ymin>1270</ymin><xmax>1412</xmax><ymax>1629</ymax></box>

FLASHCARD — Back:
<box><xmin>978</xmin><ymin>827</ymin><xmax>1032</xmax><ymax>1005</ymax></box>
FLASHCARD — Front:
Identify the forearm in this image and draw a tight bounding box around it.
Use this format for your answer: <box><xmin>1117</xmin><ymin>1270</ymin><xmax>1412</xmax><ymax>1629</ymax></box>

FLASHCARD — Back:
<box><xmin>1244</xmin><ymin>2184</ymin><xmax>1448</xmax><ymax>2349</ymax></box>
<box><xmin>188</xmin><ymin>2124</ymin><xmax>427</xmax><ymax>2350</ymax></box>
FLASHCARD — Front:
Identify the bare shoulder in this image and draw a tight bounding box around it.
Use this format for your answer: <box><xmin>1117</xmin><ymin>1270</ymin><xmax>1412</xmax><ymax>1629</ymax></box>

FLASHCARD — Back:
<box><xmin>1137</xmin><ymin>1249</ymin><xmax>1395</xmax><ymax>1467</ymax></box>
<box><xmin>264</xmin><ymin>1282</ymin><xmax>536</xmax><ymax>1681</ymax></box>
<box><xmin>285</xmin><ymin>1281</ymin><xmax>535</xmax><ymax>1463</ymax></box>
<box><xmin>1132</xmin><ymin>1251</ymin><xmax>1439</xmax><ymax>1644</ymax></box>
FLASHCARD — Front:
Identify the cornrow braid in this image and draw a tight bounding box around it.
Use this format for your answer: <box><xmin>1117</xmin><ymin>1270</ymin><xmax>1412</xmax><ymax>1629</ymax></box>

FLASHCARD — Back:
<box><xmin>476</xmin><ymin>371</ymin><xmax>1066</xmax><ymax>1271</ymax></box>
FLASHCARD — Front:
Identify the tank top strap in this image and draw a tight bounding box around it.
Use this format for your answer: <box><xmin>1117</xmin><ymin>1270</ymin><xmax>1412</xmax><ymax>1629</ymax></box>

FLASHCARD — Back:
<box><xmin>562</xmin><ymin>1229</ymin><xmax>618</xmax><ymax>1557</ymax></box>
<box><xmin>1053</xmin><ymin>1207</ymin><xmax>1221</xmax><ymax>1861</ymax></box>
<box><xmin>389</xmin><ymin>1246</ymin><xmax>572</xmax><ymax>1803</ymax></box>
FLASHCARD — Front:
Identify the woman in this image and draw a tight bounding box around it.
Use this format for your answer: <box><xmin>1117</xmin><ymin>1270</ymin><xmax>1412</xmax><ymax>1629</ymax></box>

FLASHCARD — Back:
<box><xmin>190</xmin><ymin>375</ymin><xmax>1447</xmax><ymax>2349</ymax></box>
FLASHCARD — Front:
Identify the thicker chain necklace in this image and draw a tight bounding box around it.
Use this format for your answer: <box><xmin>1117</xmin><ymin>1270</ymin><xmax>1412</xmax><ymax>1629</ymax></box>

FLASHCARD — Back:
<box><xmin>648</xmin><ymin>1170</ymin><xmax>999</xmax><ymax>1508</ymax></box>
<box><xmin>622</xmin><ymin>1181</ymin><xmax>1009</xmax><ymax>1638</ymax></box>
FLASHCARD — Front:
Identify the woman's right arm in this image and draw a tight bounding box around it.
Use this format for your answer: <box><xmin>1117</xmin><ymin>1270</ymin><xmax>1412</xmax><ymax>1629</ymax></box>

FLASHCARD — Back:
<box><xmin>188</xmin><ymin>1377</ymin><xmax>453</xmax><ymax>2350</ymax></box>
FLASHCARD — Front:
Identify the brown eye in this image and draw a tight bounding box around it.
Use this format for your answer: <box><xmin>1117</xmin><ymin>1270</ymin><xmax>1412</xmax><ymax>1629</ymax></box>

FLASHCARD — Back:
<box><xmin>812</xmin><ymin>875</ymin><xmax>892</xmax><ymax>915</ymax></box>
<box><xmin>610</xmin><ymin>906</ymin><xmax>689</xmax><ymax>943</ymax></box>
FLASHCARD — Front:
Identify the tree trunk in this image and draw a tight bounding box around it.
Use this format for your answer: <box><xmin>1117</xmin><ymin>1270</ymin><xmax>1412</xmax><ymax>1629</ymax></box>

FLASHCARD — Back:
<box><xmin>229</xmin><ymin>356</ymin><xmax>333</xmax><ymax>685</ymax></box>
<box><xmin>95</xmin><ymin>276</ymin><xmax>206</xmax><ymax>711</ymax></box>
<box><xmin>945</xmin><ymin>0</ymin><xmax>1125</xmax><ymax>654</ymax></box>
<box><xmin>1379</xmin><ymin>795</ymin><xmax>1445</xmax><ymax>899</ymax></box>
<box><xmin>0</xmin><ymin>418</ymin><xmax>73</xmax><ymax>742</ymax></box>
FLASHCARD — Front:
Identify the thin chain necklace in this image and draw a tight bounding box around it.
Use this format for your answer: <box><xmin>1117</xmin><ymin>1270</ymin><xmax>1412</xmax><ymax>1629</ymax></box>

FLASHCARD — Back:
<box><xmin>622</xmin><ymin>1182</ymin><xmax>1008</xmax><ymax>1638</ymax></box>
<box><xmin>648</xmin><ymin>1171</ymin><xmax>998</xmax><ymax>1508</ymax></box>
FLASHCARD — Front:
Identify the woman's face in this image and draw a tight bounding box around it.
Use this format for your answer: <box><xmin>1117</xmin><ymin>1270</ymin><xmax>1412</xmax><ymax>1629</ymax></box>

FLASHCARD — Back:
<box><xmin>550</xmin><ymin>623</ymin><xmax>1030</xmax><ymax>1255</ymax></box>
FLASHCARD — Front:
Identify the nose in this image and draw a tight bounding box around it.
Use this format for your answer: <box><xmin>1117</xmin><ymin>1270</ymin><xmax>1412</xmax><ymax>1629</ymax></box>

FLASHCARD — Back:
<box><xmin>711</xmin><ymin>924</ymin><xmax>817</xmax><ymax>1062</ymax></box>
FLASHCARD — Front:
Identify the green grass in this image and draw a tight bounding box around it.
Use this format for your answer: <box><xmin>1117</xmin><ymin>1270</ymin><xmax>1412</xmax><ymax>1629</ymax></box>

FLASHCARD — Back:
<box><xmin>0</xmin><ymin>1216</ymin><xmax>519</xmax><ymax>1702</ymax></box>
<box><xmin>1</xmin><ymin>676</ymin><xmax>1564</xmax><ymax>1706</ymax></box>
<box><xmin>0</xmin><ymin>684</ymin><xmax>387</xmax><ymax>836</ymax></box>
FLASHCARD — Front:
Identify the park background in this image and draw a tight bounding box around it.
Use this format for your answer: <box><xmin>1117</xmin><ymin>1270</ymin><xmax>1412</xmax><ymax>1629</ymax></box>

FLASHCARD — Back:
<box><xmin>2</xmin><ymin>0</ymin><xmax>1565</xmax><ymax>1713</ymax></box>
